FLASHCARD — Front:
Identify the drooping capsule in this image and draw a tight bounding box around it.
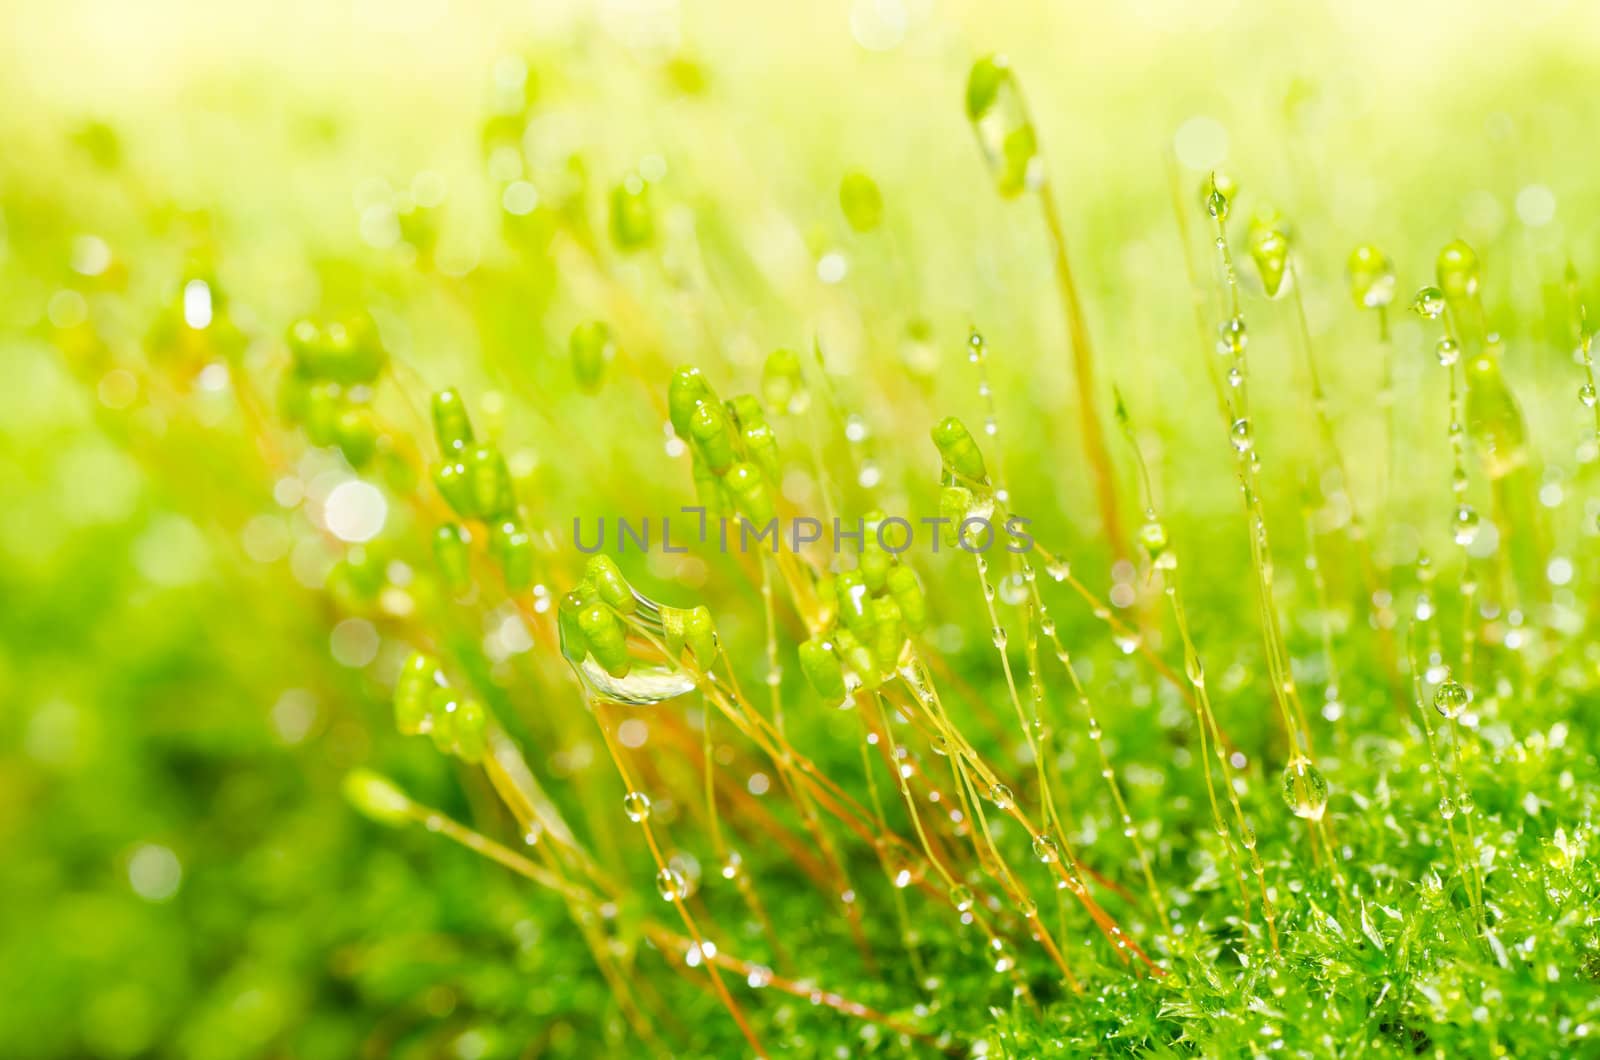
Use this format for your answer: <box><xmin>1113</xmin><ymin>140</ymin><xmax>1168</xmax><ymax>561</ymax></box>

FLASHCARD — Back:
<box><xmin>586</xmin><ymin>555</ymin><xmax>636</xmax><ymax>614</ymax></box>
<box><xmin>427</xmin><ymin>685</ymin><xmax>460</xmax><ymax>754</ymax></box>
<box><xmin>433</xmin><ymin>460</ymin><xmax>475</xmax><ymax>517</ymax></box>
<box><xmin>578</xmin><ymin>601</ymin><xmax>631</xmax><ymax>678</ymax></box>
<box><xmin>870</xmin><ymin>595</ymin><xmax>904</xmax><ymax>669</ymax></box>
<box><xmin>689</xmin><ymin>401</ymin><xmax>736</xmax><ymax>474</ymax></box>
<box><xmin>858</xmin><ymin>512</ymin><xmax>892</xmax><ymax>592</ymax></box>
<box><xmin>931</xmin><ymin>416</ymin><xmax>988</xmax><ymax>482</ymax></box>
<box><xmin>1248</xmin><ymin>218</ymin><xmax>1291</xmax><ymax>299</ymax></box>
<box><xmin>433</xmin><ymin>523</ymin><xmax>473</xmax><ymax>593</ymax></box>
<box><xmin>432</xmin><ymin>388</ymin><xmax>475</xmax><ymax>454</ymax></box>
<box><xmin>965</xmin><ymin>55</ymin><xmax>1040</xmax><ymax>199</ymax></box>
<box><xmin>1204</xmin><ymin>172</ymin><xmax>1234</xmax><ymax>221</ymax></box>
<box><xmin>394</xmin><ymin>651</ymin><xmax>441</xmax><ymax>735</ymax></box>
<box><xmin>839</xmin><ymin>170</ymin><xmax>884</xmax><ymax>233</ymax></box>
<box><xmin>761</xmin><ymin>348</ymin><xmax>806</xmax><ymax>414</ymax></box>
<box><xmin>491</xmin><ymin>518</ymin><xmax>533</xmax><ymax>591</ymax></box>
<box><xmin>335</xmin><ymin>405</ymin><xmax>379</xmax><ymax>469</ymax></box>
<box><xmin>1346</xmin><ymin>245</ymin><xmax>1396</xmax><ymax>309</ymax></box>
<box><xmin>727</xmin><ymin>395</ymin><xmax>780</xmax><ymax>482</ymax></box>
<box><xmin>885</xmin><ymin>565</ymin><xmax>928</xmax><ymax>632</ymax></box>
<box><xmin>1436</xmin><ymin>239</ymin><xmax>1482</xmax><ymax>302</ymax></box>
<box><xmin>724</xmin><ymin>462</ymin><xmax>775</xmax><ymax>527</ymax></box>
<box><xmin>663</xmin><ymin>605</ymin><xmax>716</xmax><ymax>668</ymax></box>
<box><xmin>798</xmin><ymin>636</ymin><xmax>848</xmax><ymax>701</ymax></box>
<box><xmin>834</xmin><ymin>569</ymin><xmax>873</xmax><ymax>631</ymax></box>
<box><xmin>669</xmin><ymin>366</ymin><xmax>715</xmax><ymax>439</ymax></box>
<box><xmin>452</xmin><ymin>698</ymin><xmax>488</xmax><ymax>763</ymax></box>
<box><xmin>831</xmin><ymin>628</ymin><xmax>880</xmax><ymax>687</ymax></box>
<box><xmin>557</xmin><ymin>591</ymin><xmax>590</xmax><ymax>665</ymax></box>
<box><xmin>466</xmin><ymin>445</ymin><xmax>516</xmax><ymax>519</ymax></box>
<box><xmin>305</xmin><ymin>382</ymin><xmax>342</xmax><ymax>448</ymax></box>
<box><xmin>570</xmin><ymin>321</ymin><xmax>614</xmax><ymax>394</ymax></box>
<box><xmin>343</xmin><ymin>769</ymin><xmax>414</xmax><ymax>827</ymax></box>
<box><xmin>610</xmin><ymin>172</ymin><xmax>654</xmax><ymax>250</ymax></box>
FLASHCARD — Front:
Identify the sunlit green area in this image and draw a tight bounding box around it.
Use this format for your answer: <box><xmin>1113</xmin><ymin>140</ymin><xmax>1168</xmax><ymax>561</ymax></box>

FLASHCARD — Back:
<box><xmin>3</xmin><ymin>2</ymin><xmax>1600</xmax><ymax>1056</ymax></box>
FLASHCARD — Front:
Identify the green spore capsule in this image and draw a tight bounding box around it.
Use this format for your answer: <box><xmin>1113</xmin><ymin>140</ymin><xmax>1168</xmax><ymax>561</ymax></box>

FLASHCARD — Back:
<box><xmin>724</xmin><ymin>462</ymin><xmax>775</xmax><ymax>526</ymax></box>
<box><xmin>305</xmin><ymin>381</ymin><xmax>342</xmax><ymax>448</ymax></box>
<box><xmin>1248</xmin><ymin>219</ymin><xmax>1291</xmax><ymax>299</ymax></box>
<box><xmin>610</xmin><ymin>172</ymin><xmax>654</xmax><ymax>251</ymax></box>
<box><xmin>1411</xmin><ymin>286</ymin><xmax>1446</xmax><ymax>320</ymax></box>
<box><xmin>692</xmin><ymin>456</ymin><xmax>729</xmax><ymax>515</ymax></box>
<box><xmin>466</xmin><ymin>445</ymin><xmax>515</xmax><ymax>519</ymax></box>
<box><xmin>689</xmin><ymin>400</ymin><xmax>736</xmax><ymax>474</ymax></box>
<box><xmin>578</xmin><ymin>601</ymin><xmax>631</xmax><ymax>678</ymax></box>
<box><xmin>727</xmin><ymin>395</ymin><xmax>780</xmax><ymax>482</ymax></box>
<box><xmin>570</xmin><ymin>321</ymin><xmax>614</xmax><ymax>394</ymax></box>
<box><xmin>664</xmin><ymin>605</ymin><xmax>716</xmax><ymax>667</ymax></box>
<box><xmin>839</xmin><ymin>170</ymin><xmax>884</xmax><ymax>233</ymax></box>
<box><xmin>1204</xmin><ymin>172</ymin><xmax>1234</xmax><ymax>220</ymax></box>
<box><xmin>321</xmin><ymin>317</ymin><xmax>388</xmax><ymax>385</ymax></box>
<box><xmin>335</xmin><ymin>405</ymin><xmax>378</xmax><ymax>469</ymax></box>
<box><xmin>558</xmin><ymin>592</ymin><xmax>590</xmax><ymax>665</ymax></box>
<box><xmin>761</xmin><ymin>348</ymin><xmax>806</xmax><ymax>414</ymax></box>
<box><xmin>1436</xmin><ymin>239</ymin><xmax>1481</xmax><ymax>302</ymax></box>
<box><xmin>586</xmin><ymin>555</ymin><xmax>636</xmax><ymax>614</ymax></box>
<box><xmin>394</xmin><ymin>651</ymin><xmax>441</xmax><ymax>735</ymax></box>
<box><xmin>1281</xmin><ymin>756</ymin><xmax>1330</xmax><ymax>821</ymax></box>
<box><xmin>965</xmin><ymin>55</ymin><xmax>1040</xmax><ymax>199</ymax></box>
<box><xmin>432</xmin><ymin>388</ymin><xmax>474</xmax><ymax>454</ymax></box>
<box><xmin>491</xmin><ymin>519</ymin><xmax>533</xmax><ymax>591</ymax></box>
<box><xmin>343</xmin><ymin>769</ymin><xmax>414</xmax><ymax>827</ymax></box>
<box><xmin>433</xmin><ymin>523</ymin><xmax>472</xmax><ymax>593</ymax></box>
<box><xmin>931</xmin><ymin>417</ymin><xmax>988</xmax><ymax>482</ymax></box>
<box><xmin>668</xmin><ymin>365</ymin><xmax>714</xmax><ymax>439</ymax></box>
<box><xmin>427</xmin><ymin>686</ymin><xmax>460</xmax><ymax>754</ymax></box>
<box><xmin>939</xmin><ymin>485</ymin><xmax>973</xmax><ymax>546</ymax></box>
<box><xmin>835</xmin><ymin>569</ymin><xmax>873</xmax><ymax>631</ymax></box>
<box><xmin>433</xmin><ymin>461</ymin><xmax>475</xmax><ymax>518</ymax></box>
<box><xmin>452</xmin><ymin>698</ymin><xmax>488</xmax><ymax>763</ymax></box>
<box><xmin>1346</xmin><ymin>244</ymin><xmax>1396</xmax><ymax>309</ymax></box>
<box><xmin>871</xmin><ymin>595</ymin><xmax>904</xmax><ymax>669</ymax></box>
<box><xmin>885</xmin><ymin>565</ymin><xmax>928</xmax><ymax>631</ymax></box>
<box><xmin>798</xmin><ymin>636</ymin><xmax>848</xmax><ymax>702</ymax></box>
<box><xmin>832</xmin><ymin>628</ymin><xmax>880</xmax><ymax>688</ymax></box>
<box><xmin>858</xmin><ymin>512</ymin><xmax>892</xmax><ymax>592</ymax></box>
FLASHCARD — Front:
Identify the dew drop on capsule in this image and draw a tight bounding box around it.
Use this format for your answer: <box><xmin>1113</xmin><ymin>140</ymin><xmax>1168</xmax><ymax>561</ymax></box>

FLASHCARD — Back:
<box><xmin>1436</xmin><ymin>337</ymin><xmax>1461</xmax><ymax>367</ymax></box>
<box><xmin>1411</xmin><ymin>286</ymin><xmax>1446</xmax><ymax>320</ymax></box>
<box><xmin>1433</xmin><ymin>679</ymin><xmax>1469</xmax><ymax>719</ymax></box>
<box><xmin>1452</xmin><ymin>504</ymin><xmax>1480</xmax><ymax>546</ymax></box>
<box><xmin>1346</xmin><ymin>244</ymin><xmax>1396</xmax><ymax>309</ymax></box>
<box><xmin>1204</xmin><ymin>173</ymin><xmax>1232</xmax><ymax>220</ymax></box>
<box><xmin>1280</xmin><ymin>756</ymin><xmax>1330</xmax><ymax>821</ymax></box>
<box><xmin>623</xmin><ymin>790</ymin><xmax>652</xmax><ymax>823</ymax></box>
<box><xmin>655</xmin><ymin>866</ymin><xmax>688</xmax><ymax>901</ymax></box>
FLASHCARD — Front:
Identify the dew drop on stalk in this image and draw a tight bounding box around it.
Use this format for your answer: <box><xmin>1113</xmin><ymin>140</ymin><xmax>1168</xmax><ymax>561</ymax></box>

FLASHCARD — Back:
<box><xmin>1411</xmin><ymin>286</ymin><xmax>1446</xmax><ymax>320</ymax></box>
<box><xmin>990</xmin><ymin>625</ymin><xmax>1008</xmax><ymax>649</ymax></box>
<box><xmin>1046</xmin><ymin>560</ymin><xmax>1070</xmax><ymax>582</ymax></box>
<box><xmin>1433</xmin><ymin>679</ymin><xmax>1469</xmax><ymax>718</ymax></box>
<box><xmin>1453</xmin><ymin>504</ymin><xmax>1480</xmax><ymax>546</ymax></box>
<box><xmin>654</xmin><ymin>866</ymin><xmax>688</xmax><ymax>901</ymax></box>
<box><xmin>623</xmin><ymin>790</ymin><xmax>652</xmax><ymax>823</ymax></box>
<box><xmin>1457</xmin><ymin>792</ymin><xmax>1475</xmax><ymax>816</ymax></box>
<box><xmin>1438</xmin><ymin>795</ymin><xmax>1457</xmax><ymax>820</ymax></box>
<box><xmin>1031</xmin><ymin>833</ymin><xmax>1060</xmax><ymax>863</ymax></box>
<box><xmin>1281</xmin><ymin>756</ymin><xmax>1330</xmax><ymax>821</ymax></box>
<box><xmin>1579</xmin><ymin>382</ymin><xmax>1597</xmax><ymax>408</ymax></box>
<box><xmin>988</xmin><ymin>782</ymin><xmax>1014</xmax><ymax>809</ymax></box>
<box><xmin>1435</xmin><ymin>336</ymin><xmax>1461</xmax><ymax>367</ymax></box>
<box><xmin>948</xmin><ymin>884</ymin><xmax>975</xmax><ymax>912</ymax></box>
<box><xmin>1230</xmin><ymin>417</ymin><xmax>1254</xmax><ymax>452</ymax></box>
<box><xmin>998</xmin><ymin>572</ymin><xmax>1028</xmax><ymax>605</ymax></box>
<box><xmin>1216</xmin><ymin>316</ymin><xmax>1247</xmax><ymax>356</ymax></box>
<box><xmin>1017</xmin><ymin>895</ymin><xmax>1038</xmax><ymax>918</ymax></box>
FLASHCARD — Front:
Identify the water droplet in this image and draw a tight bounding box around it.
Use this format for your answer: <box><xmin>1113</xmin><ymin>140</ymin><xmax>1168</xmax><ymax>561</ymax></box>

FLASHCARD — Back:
<box><xmin>655</xmin><ymin>866</ymin><xmax>688</xmax><ymax>901</ymax></box>
<box><xmin>1436</xmin><ymin>337</ymin><xmax>1461</xmax><ymax>367</ymax></box>
<box><xmin>1031</xmin><ymin>833</ymin><xmax>1060</xmax><ymax>863</ymax></box>
<box><xmin>991</xmin><ymin>625</ymin><xmax>1008</xmax><ymax>649</ymax></box>
<box><xmin>1216</xmin><ymin>317</ymin><xmax>1247</xmax><ymax>357</ymax></box>
<box><xmin>1229</xmin><ymin>418</ymin><xmax>1253</xmax><ymax>452</ymax></box>
<box><xmin>623</xmin><ymin>790</ymin><xmax>653</xmax><ymax>823</ymax></box>
<box><xmin>1438</xmin><ymin>795</ymin><xmax>1457</xmax><ymax>820</ymax></box>
<box><xmin>949</xmin><ymin>884</ymin><xmax>975</xmax><ymax>912</ymax></box>
<box><xmin>1457</xmin><ymin>792</ymin><xmax>1475</xmax><ymax>816</ymax></box>
<box><xmin>997</xmin><ymin>572</ymin><xmax>1028</xmax><ymax>606</ymax></box>
<box><xmin>988</xmin><ymin>783</ymin><xmax>1014</xmax><ymax>809</ymax></box>
<box><xmin>1433</xmin><ymin>679</ymin><xmax>1469</xmax><ymax>719</ymax></box>
<box><xmin>1411</xmin><ymin>286</ymin><xmax>1446</xmax><ymax>320</ymax></box>
<box><xmin>1453</xmin><ymin>504</ymin><xmax>1480</xmax><ymax>546</ymax></box>
<box><xmin>720</xmin><ymin>851</ymin><xmax>744</xmax><ymax>879</ymax></box>
<box><xmin>1579</xmin><ymin>382</ymin><xmax>1597</xmax><ymax>408</ymax></box>
<box><xmin>1045</xmin><ymin>560</ymin><xmax>1070</xmax><ymax>582</ymax></box>
<box><xmin>1280</xmin><ymin>756</ymin><xmax>1330</xmax><ymax>821</ymax></box>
